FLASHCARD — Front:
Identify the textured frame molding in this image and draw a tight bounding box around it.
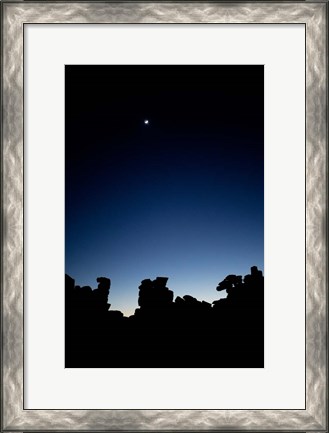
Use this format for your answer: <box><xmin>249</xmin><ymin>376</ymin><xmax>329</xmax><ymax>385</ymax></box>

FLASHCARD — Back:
<box><xmin>1</xmin><ymin>1</ymin><xmax>327</xmax><ymax>432</ymax></box>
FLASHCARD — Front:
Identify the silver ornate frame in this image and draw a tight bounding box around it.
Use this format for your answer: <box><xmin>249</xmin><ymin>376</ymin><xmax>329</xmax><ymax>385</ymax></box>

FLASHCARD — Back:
<box><xmin>1</xmin><ymin>1</ymin><xmax>327</xmax><ymax>431</ymax></box>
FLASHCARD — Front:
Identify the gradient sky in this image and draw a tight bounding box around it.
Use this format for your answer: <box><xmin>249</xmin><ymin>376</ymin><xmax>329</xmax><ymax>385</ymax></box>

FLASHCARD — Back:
<box><xmin>65</xmin><ymin>65</ymin><xmax>264</xmax><ymax>316</ymax></box>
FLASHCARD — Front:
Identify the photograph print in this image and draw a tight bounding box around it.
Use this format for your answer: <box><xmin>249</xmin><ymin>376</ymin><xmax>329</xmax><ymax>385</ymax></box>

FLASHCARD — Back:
<box><xmin>65</xmin><ymin>65</ymin><xmax>264</xmax><ymax>368</ymax></box>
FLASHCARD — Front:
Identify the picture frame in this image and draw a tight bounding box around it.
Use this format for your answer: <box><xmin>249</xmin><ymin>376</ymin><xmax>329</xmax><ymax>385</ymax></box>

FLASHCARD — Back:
<box><xmin>1</xmin><ymin>1</ymin><xmax>327</xmax><ymax>431</ymax></box>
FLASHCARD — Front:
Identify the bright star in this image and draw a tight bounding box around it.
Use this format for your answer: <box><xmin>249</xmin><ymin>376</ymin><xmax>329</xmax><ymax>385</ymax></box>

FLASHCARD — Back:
<box><xmin>144</xmin><ymin>120</ymin><xmax>149</xmax><ymax>125</ymax></box>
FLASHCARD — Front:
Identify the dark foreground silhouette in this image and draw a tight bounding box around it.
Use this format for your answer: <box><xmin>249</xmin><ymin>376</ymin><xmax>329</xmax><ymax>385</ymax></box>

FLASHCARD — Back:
<box><xmin>65</xmin><ymin>267</ymin><xmax>264</xmax><ymax>367</ymax></box>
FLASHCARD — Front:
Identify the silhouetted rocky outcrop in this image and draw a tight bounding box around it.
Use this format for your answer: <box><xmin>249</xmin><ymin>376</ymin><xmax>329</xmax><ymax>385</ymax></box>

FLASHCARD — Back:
<box><xmin>65</xmin><ymin>266</ymin><xmax>264</xmax><ymax>368</ymax></box>
<box><xmin>213</xmin><ymin>266</ymin><xmax>263</xmax><ymax>308</ymax></box>
<box><xmin>137</xmin><ymin>277</ymin><xmax>174</xmax><ymax>309</ymax></box>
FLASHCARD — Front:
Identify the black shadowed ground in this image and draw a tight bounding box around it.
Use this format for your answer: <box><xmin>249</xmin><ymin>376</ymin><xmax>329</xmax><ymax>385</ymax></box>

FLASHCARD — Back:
<box><xmin>65</xmin><ymin>266</ymin><xmax>264</xmax><ymax>368</ymax></box>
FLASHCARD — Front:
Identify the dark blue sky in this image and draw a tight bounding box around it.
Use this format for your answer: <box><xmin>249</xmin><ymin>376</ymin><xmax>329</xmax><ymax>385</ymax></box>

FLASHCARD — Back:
<box><xmin>65</xmin><ymin>65</ymin><xmax>264</xmax><ymax>316</ymax></box>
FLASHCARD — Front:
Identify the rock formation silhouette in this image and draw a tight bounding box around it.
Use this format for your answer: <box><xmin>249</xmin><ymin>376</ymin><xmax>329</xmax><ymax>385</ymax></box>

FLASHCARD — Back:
<box><xmin>137</xmin><ymin>277</ymin><xmax>174</xmax><ymax>309</ymax></box>
<box><xmin>66</xmin><ymin>267</ymin><xmax>264</xmax><ymax>368</ymax></box>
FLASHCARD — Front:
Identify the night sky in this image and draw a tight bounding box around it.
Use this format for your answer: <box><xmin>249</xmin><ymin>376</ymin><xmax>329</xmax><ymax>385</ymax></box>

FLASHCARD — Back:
<box><xmin>65</xmin><ymin>65</ymin><xmax>264</xmax><ymax>317</ymax></box>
